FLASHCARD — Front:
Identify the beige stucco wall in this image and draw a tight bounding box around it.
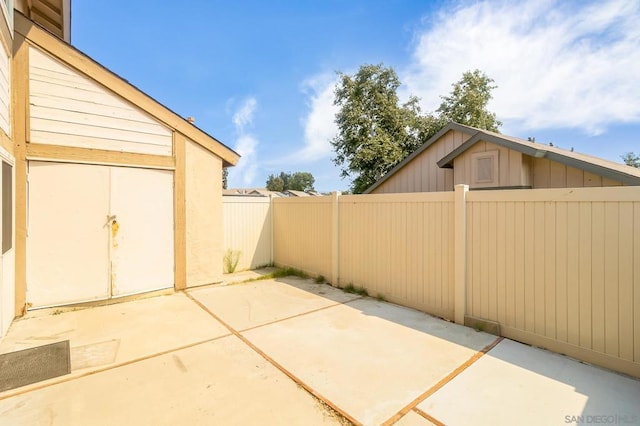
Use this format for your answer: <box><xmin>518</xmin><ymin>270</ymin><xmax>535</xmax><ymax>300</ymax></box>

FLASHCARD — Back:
<box><xmin>372</xmin><ymin>129</ymin><xmax>472</xmax><ymax>194</ymax></box>
<box><xmin>185</xmin><ymin>139</ymin><xmax>223</xmax><ymax>286</ymax></box>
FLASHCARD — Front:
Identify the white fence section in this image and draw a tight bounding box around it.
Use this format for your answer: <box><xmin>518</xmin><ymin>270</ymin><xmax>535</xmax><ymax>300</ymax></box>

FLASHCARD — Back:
<box><xmin>222</xmin><ymin>196</ymin><xmax>272</xmax><ymax>271</ymax></box>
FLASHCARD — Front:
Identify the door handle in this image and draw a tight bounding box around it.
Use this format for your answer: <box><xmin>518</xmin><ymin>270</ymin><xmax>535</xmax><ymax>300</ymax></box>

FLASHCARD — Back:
<box><xmin>105</xmin><ymin>215</ymin><xmax>117</xmax><ymax>227</ymax></box>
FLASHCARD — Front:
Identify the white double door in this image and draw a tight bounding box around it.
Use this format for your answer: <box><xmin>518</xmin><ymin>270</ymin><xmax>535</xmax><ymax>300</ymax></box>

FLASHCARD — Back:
<box><xmin>27</xmin><ymin>161</ymin><xmax>174</xmax><ymax>308</ymax></box>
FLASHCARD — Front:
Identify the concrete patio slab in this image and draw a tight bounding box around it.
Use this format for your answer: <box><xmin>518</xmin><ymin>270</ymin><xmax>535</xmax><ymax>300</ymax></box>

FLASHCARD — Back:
<box><xmin>2</xmin><ymin>277</ymin><xmax>638</xmax><ymax>426</ymax></box>
<box><xmin>0</xmin><ymin>293</ymin><xmax>230</xmax><ymax>385</ymax></box>
<box><xmin>189</xmin><ymin>277</ymin><xmax>360</xmax><ymax>331</ymax></box>
<box><xmin>0</xmin><ymin>335</ymin><xmax>343</xmax><ymax>425</ymax></box>
<box><xmin>418</xmin><ymin>338</ymin><xmax>640</xmax><ymax>425</ymax></box>
<box><xmin>240</xmin><ymin>296</ymin><xmax>497</xmax><ymax>425</ymax></box>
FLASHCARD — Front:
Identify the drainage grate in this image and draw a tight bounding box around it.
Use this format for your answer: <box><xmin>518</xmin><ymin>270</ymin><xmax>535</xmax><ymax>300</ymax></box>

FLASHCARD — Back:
<box><xmin>0</xmin><ymin>340</ymin><xmax>71</xmax><ymax>392</ymax></box>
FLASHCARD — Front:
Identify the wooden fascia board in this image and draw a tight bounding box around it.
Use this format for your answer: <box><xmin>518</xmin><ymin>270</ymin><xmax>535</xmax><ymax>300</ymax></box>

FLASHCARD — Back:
<box><xmin>15</xmin><ymin>13</ymin><xmax>240</xmax><ymax>166</ymax></box>
<box><xmin>363</xmin><ymin>122</ymin><xmax>475</xmax><ymax>194</ymax></box>
<box><xmin>26</xmin><ymin>143</ymin><xmax>176</xmax><ymax>170</ymax></box>
<box><xmin>437</xmin><ymin>132</ymin><xmax>542</xmax><ymax>168</ymax></box>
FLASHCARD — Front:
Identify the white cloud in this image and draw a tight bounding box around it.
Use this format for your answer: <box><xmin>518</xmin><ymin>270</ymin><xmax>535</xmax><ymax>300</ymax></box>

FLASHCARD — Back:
<box><xmin>232</xmin><ymin>97</ymin><xmax>257</xmax><ymax>130</ymax></box>
<box><xmin>403</xmin><ymin>0</ymin><xmax>640</xmax><ymax>135</ymax></box>
<box><xmin>227</xmin><ymin>97</ymin><xmax>260</xmax><ymax>187</ymax></box>
<box><xmin>230</xmin><ymin>134</ymin><xmax>258</xmax><ymax>185</ymax></box>
<box><xmin>270</xmin><ymin>74</ymin><xmax>339</xmax><ymax>166</ymax></box>
<box><xmin>300</xmin><ymin>75</ymin><xmax>339</xmax><ymax>160</ymax></box>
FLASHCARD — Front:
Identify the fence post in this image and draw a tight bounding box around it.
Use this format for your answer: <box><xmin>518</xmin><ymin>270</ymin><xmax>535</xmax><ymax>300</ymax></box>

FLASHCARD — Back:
<box><xmin>331</xmin><ymin>191</ymin><xmax>341</xmax><ymax>287</ymax></box>
<box><xmin>269</xmin><ymin>194</ymin><xmax>275</xmax><ymax>265</ymax></box>
<box><xmin>454</xmin><ymin>184</ymin><xmax>469</xmax><ymax>325</ymax></box>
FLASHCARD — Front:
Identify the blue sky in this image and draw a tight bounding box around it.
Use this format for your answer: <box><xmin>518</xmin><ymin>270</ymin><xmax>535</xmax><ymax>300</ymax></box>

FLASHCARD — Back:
<box><xmin>72</xmin><ymin>0</ymin><xmax>640</xmax><ymax>192</ymax></box>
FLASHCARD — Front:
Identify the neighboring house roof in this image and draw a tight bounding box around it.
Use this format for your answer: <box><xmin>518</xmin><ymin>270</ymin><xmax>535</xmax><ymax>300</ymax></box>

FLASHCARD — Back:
<box><xmin>365</xmin><ymin>121</ymin><xmax>640</xmax><ymax>192</ymax></box>
<box><xmin>437</xmin><ymin>128</ymin><xmax>640</xmax><ymax>186</ymax></box>
<box><xmin>364</xmin><ymin>122</ymin><xmax>475</xmax><ymax>193</ymax></box>
<box><xmin>16</xmin><ymin>13</ymin><xmax>240</xmax><ymax>167</ymax></box>
<box><xmin>249</xmin><ymin>189</ymin><xmax>283</xmax><ymax>197</ymax></box>
<box><xmin>224</xmin><ymin>188</ymin><xmax>285</xmax><ymax>197</ymax></box>
<box><xmin>284</xmin><ymin>190</ymin><xmax>314</xmax><ymax>197</ymax></box>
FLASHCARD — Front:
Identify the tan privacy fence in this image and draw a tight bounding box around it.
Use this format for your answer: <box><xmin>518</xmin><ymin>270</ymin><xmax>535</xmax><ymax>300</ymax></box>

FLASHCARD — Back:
<box><xmin>338</xmin><ymin>193</ymin><xmax>456</xmax><ymax>319</ymax></box>
<box><xmin>272</xmin><ymin>195</ymin><xmax>335</xmax><ymax>278</ymax></box>
<box><xmin>225</xmin><ymin>186</ymin><xmax>640</xmax><ymax>377</ymax></box>
<box><xmin>465</xmin><ymin>187</ymin><xmax>640</xmax><ymax>377</ymax></box>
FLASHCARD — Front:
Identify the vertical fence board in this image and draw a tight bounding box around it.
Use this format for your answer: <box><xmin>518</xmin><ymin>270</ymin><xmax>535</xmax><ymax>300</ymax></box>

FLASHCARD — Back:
<box><xmin>579</xmin><ymin>202</ymin><xmax>593</xmax><ymax>349</ymax></box>
<box><xmin>634</xmin><ymin>203</ymin><xmax>640</xmax><ymax>363</ymax></box>
<box><xmin>488</xmin><ymin>202</ymin><xmax>498</xmax><ymax>321</ymax></box>
<box><xmin>524</xmin><ymin>202</ymin><xmax>535</xmax><ymax>333</ymax></box>
<box><xmin>566</xmin><ymin>202</ymin><xmax>580</xmax><ymax>346</ymax></box>
<box><xmin>514</xmin><ymin>202</ymin><xmax>526</xmax><ymax>330</ymax></box>
<box><xmin>504</xmin><ymin>202</ymin><xmax>515</xmax><ymax>327</ymax></box>
<box><xmin>480</xmin><ymin>202</ymin><xmax>490</xmax><ymax>319</ymax></box>
<box><xmin>555</xmin><ymin>202</ymin><xmax>568</xmax><ymax>343</ymax></box>
<box><xmin>618</xmin><ymin>203</ymin><xmax>633</xmax><ymax>361</ymax></box>
<box><xmin>591</xmin><ymin>202</ymin><xmax>606</xmax><ymax>353</ymax></box>
<box><xmin>544</xmin><ymin>201</ymin><xmax>557</xmax><ymax>339</ymax></box>
<box><xmin>604</xmin><ymin>202</ymin><xmax>619</xmax><ymax>357</ymax></box>
<box><xmin>534</xmin><ymin>202</ymin><xmax>545</xmax><ymax>336</ymax></box>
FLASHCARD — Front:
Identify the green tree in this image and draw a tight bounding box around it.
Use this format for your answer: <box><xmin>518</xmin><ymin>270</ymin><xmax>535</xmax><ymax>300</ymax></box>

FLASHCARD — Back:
<box><xmin>222</xmin><ymin>168</ymin><xmax>228</xmax><ymax>189</ymax></box>
<box><xmin>266</xmin><ymin>173</ymin><xmax>285</xmax><ymax>191</ymax></box>
<box><xmin>437</xmin><ymin>69</ymin><xmax>502</xmax><ymax>131</ymax></box>
<box><xmin>332</xmin><ymin>64</ymin><xmax>429</xmax><ymax>194</ymax></box>
<box><xmin>287</xmin><ymin>172</ymin><xmax>315</xmax><ymax>191</ymax></box>
<box><xmin>266</xmin><ymin>171</ymin><xmax>315</xmax><ymax>192</ymax></box>
<box><xmin>621</xmin><ymin>152</ymin><xmax>640</xmax><ymax>168</ymax></box>
<box><xmin>332</xmin><ymin>65</ymin><xmax>501</xmax><ymax>193</ymax></box>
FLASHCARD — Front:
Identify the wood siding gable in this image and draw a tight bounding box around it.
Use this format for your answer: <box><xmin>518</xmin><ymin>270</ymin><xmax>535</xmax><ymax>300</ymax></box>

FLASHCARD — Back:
<box><xmin>366</xmin><ymin>122</ymin><xmax>475</xmax><ymax>194</ymax></box>
<box><xmin>29</xmin><ymin>46</ymin><xmax>173</xmax><ymax>156</ymax></box>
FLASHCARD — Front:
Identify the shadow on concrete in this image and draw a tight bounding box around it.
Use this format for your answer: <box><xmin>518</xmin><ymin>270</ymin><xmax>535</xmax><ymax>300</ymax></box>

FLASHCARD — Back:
<box><xmin>272</xmin><ymin>275</ymin><xmax>494</xmax><ymax>353</ymax></box>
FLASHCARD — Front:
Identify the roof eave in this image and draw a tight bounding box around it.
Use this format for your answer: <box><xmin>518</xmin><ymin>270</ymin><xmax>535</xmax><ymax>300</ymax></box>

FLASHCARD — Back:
<box><xmin>544</xmin><ymin>152</ymin><xmax>640</xmax><ymax>186</ymax></box>
<box><xmin>437</xmin><ymin>132</ymin><xmax>541</xmax><ymax>168</ymax></box>
<box><xmin>436</xmin><ymin>131</ymin><xmax>640</xmax><ymax>186</ymax></box>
